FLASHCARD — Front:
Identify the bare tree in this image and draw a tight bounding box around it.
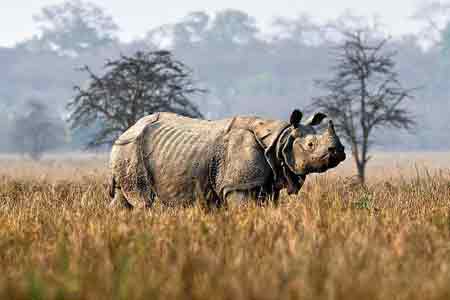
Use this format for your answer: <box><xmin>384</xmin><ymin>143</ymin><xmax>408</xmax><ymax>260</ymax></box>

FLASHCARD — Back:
<box><xmin>311</xmin><ymin>30</ymin><xmax>415</xmax><ymax>183</ymax></box>
<box><xmin>67</xmin><ymin>50</ymin><xmax>204</xmax><ymax>147</ymax></box>
<box><xmin>12</xmin><ymin>100</ymin><xmax>66</xmax><ymax>160</ymax></box>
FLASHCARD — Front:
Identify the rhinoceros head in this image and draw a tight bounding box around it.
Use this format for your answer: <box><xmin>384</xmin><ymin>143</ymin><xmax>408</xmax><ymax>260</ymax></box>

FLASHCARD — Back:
<box><xmin>281</xmin><ymin>109</ymin><xmax>346</xmax><ymax>182</ymax></box>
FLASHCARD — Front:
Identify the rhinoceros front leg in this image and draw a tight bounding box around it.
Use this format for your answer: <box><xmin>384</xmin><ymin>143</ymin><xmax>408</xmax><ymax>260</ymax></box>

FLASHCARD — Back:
<box><xmin>225</xmin><ymin>190</ymin><xmax>252</xmax><ymax>208</ymax></box>
<box><xmin>225</xmin><ymin>186</ymin><xmax>280</xmax><ymax>207</ymax></box>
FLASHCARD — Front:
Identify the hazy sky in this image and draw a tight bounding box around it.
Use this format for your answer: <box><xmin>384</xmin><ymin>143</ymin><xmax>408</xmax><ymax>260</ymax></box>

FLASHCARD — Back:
<box><xmin>0</xmin><ymin>0</ymin><xmax>430</xmax><ymax>47</ymax></box>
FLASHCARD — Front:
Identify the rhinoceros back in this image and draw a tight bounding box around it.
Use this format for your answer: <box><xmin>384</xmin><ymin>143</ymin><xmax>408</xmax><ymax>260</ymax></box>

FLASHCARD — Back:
<box><xmin>114</xmin><ymin>112</ymin><xmax>232</xmax><ymax>204</ymax></box>
<box><xmin>112</xmin><ymin>112</ymin><xmax>289</xmax><ymax>205</ymax></box>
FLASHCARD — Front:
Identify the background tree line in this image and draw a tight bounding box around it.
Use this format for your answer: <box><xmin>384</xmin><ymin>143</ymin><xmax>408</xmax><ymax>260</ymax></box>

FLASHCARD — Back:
<box><xmin>1</xmin><ymin>0</ymin><xmax>450</xmax><ymax>156</ymax></box>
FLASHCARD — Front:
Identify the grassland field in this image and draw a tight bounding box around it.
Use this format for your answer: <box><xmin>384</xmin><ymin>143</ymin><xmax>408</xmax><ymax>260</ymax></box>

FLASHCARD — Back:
<box><xmin>0</xmin><ymin>152</ymin><xmax>450</xmax><ymax>300</ymax></box>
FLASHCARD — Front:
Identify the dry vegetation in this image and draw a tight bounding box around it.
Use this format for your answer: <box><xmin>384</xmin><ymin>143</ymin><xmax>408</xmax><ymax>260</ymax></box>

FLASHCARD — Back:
<box><xmin>1</xmin><ymin>153</ymin><xmax>450</xmax><ymax>300</ymax></box>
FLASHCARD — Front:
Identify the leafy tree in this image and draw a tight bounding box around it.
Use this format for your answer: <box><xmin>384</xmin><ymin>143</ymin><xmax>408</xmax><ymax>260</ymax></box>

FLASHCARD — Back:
<box><xmin>24</xmin><ymin>0</ymin><xmax>118</xmax><ymax>55</ymax></box>
<box><xmin>411</xmin><ymin>1</ymin><xmax>450</xmax><ymax>49</ymax></box>
<box><xmin>68</xmin><ymin>50</ymin><xmax>204</xmax><ymax>147</ymax></box>
<box><xmin>273</xmin><ymin>14</ymin><xmax>325</xmax><ymax>45</ymax></box>
<box><xmin>149</xmin><ymin>10</ymin><xmax>258</xmax><ymax>48</ymax></box>
<box><xmin>173</xmin><ymin>11</ymin><xmax>210</xmax><ymax>46</ymax></box>
<box><xmin>207</xmin><ymin>10</ymin><xmax>259</xmax><ymax>45</ymax></box>
<box><xmin>441</xmin><ymin>23</ymin><xmax>450</xmax><ymax>55</ymax></box>
<box><xmin>12</xmin><ymin>100</ymin><xmax>66</xmax><ymax>160</ymax></box>
<box><xmin>311</xmin><ymin>30</ymin><xmax>415</xmax><ymax>183</ymax></box>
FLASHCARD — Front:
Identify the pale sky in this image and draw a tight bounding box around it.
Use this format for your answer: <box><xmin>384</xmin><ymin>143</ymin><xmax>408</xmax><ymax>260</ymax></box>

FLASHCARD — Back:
<box><xmin>0</xmin><ymin>0</ymin><xmax>433</xmax><ymax>47</ymax></box>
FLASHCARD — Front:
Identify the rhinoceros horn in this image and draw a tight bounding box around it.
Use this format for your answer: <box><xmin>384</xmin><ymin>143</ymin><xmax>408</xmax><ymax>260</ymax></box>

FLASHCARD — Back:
<box><xmin>327</xmin><ymin>120</ymin><xmax>336</xmax><ymax>134</ymax></box>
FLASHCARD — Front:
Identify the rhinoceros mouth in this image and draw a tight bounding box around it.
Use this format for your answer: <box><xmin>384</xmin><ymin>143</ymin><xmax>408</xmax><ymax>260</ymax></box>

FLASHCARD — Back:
<box><xmin>327</xmin><ymin>151</ymin><xmax>346</xmax><ymax>168</ymax></box>
<box><xmin>316</xmin><ymin>151</ymin><xmax>346</xmax><ymax>172</ymax></box>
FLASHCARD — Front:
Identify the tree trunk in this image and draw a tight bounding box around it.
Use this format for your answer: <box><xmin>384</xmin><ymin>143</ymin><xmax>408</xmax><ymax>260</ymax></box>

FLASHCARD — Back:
<box><xmin>351</xmin><ymin>143</ymin><xmax>366</xmax><ymax>185</ymax></box>
<box><xmin>356</xmin><ymin>161</ymin><xmax>366</xmax><ymax>185</ymax></box>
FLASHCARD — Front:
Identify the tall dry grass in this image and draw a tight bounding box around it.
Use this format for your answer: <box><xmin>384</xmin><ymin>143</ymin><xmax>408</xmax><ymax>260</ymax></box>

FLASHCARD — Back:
<box><xmin>0</xmin><ymin>153</ymin><xmax>450</xmax><ymax>300</ymax></box>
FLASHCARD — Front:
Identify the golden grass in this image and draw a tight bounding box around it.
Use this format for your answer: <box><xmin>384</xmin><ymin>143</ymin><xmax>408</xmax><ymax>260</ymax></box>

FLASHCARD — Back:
<box><xmin>1</xmin><ymin>153</ymin><xmax>450</xmax><ymax>300</ymax></box>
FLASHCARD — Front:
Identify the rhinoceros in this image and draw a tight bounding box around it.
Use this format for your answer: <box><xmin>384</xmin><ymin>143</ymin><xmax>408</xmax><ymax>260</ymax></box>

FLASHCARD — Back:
<box><xmin>108</xmin><ymin>110</ymin><xmax>346</xmax><ymax>208</ymax></box>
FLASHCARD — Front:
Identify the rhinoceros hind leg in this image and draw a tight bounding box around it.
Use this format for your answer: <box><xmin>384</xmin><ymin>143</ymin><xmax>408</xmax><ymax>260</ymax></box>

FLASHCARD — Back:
<box><xmin>121</xmin><ymin>189</ymin><xmax>156</xmax><ymax>209</ymax></box>
<box><xmin>109</xmin><ymin>188</ymin><xmax>133</xmax><ymax>210</ymax></box>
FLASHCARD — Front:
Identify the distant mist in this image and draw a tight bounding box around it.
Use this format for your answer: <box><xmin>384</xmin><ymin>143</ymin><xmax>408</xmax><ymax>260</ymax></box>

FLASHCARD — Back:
<box><xmin>1</xmin><ymin>2</ymin><xmax>450</xmax><ymax>153</ymax></box>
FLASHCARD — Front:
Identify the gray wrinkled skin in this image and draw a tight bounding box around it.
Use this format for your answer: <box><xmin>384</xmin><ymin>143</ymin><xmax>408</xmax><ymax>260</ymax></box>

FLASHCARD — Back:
<box><xmin>109</xmin><ymin>110</ymin><xmax>346</xmax><ymax>208</ymax></box>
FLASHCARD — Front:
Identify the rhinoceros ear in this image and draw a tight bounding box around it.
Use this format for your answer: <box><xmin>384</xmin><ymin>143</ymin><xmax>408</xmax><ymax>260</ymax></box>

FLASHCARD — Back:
<box><xmin>290</xmin><ymin>109</ymin><xmax>303</xmax><ymax>128</ymax></box>
<box><xmin>304</xmin><ymin>112</ymin><xmax>327</xmax><ymax>126</ymax></box>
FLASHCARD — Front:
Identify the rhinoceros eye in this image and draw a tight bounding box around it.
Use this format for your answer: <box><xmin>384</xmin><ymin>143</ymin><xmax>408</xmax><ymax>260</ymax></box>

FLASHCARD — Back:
<box><xmin>308</xmin><ymin>142</ymin><xmax>314</xmax><ymax>148</ymax></box>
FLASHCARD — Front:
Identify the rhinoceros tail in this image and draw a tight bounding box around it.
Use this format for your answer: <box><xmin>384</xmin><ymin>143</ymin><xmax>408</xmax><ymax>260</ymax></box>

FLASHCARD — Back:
<box><xmin>109</xmin><ymin>175</ymin><xmax>116</xmax><ymax>199</ymax></box>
